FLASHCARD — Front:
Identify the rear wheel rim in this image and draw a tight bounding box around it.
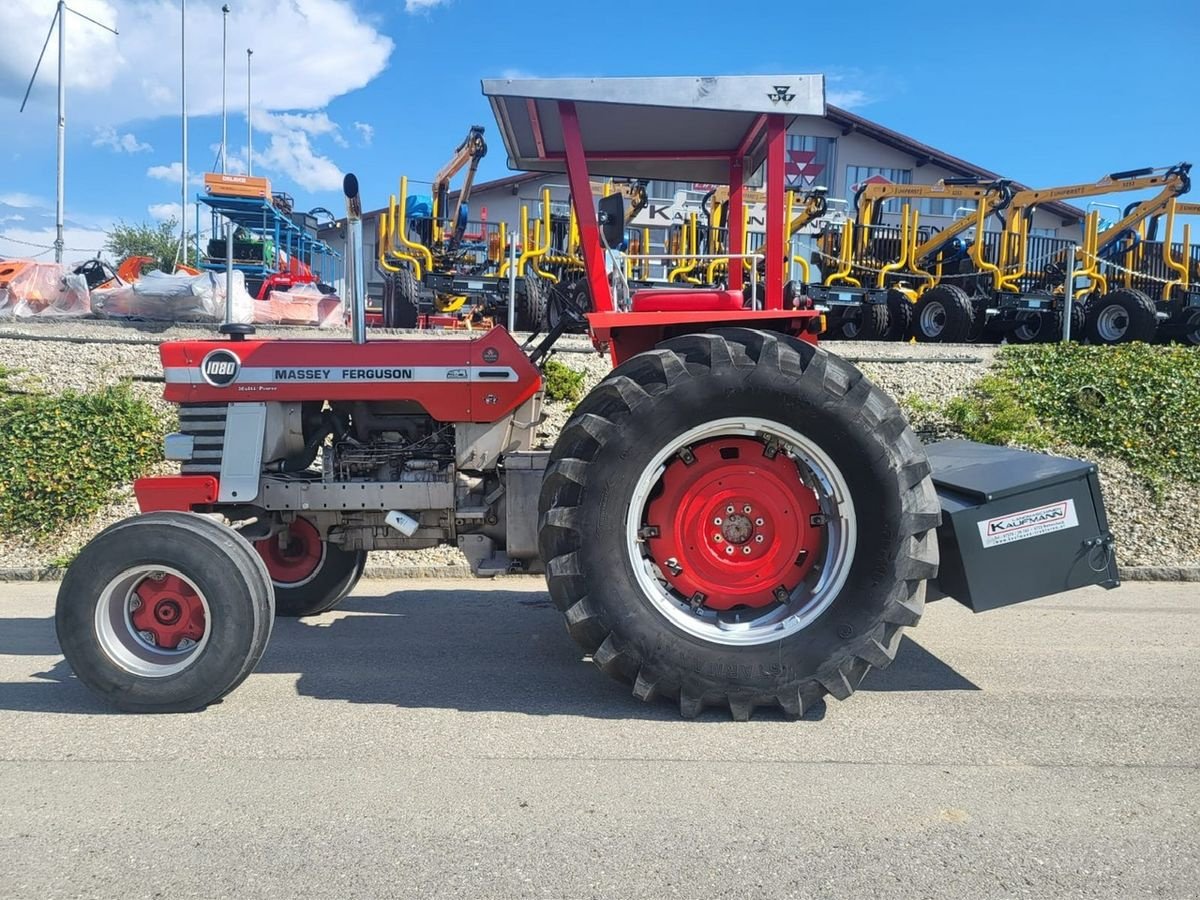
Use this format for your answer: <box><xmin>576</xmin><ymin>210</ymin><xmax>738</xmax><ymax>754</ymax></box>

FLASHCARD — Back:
<box><xmin>627</xmin><ymin>417</ymin><xmax>856</xmax><ymax>647</ymax></box>
<box><xmin>256</xmin><ymin>519</ymin><xmax>326</xmax><ymax>587</ymax></box>
<box><xmin>920</xmin><ymin>300</ymin><xmax>946</xmax><ymax>337</ymax></box>
<box><xmin>1096</xmin><ymin>305</ymin><xmax>1129</xmax><ymax>341</ymax></box>
<box><xmin>94</xmin><ymin>565</ymin><xmax>211</xmax><ymax>678</ymax></box>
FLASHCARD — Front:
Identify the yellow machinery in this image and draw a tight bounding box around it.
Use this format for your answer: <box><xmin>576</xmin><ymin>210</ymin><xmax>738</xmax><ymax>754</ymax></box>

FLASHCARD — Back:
<box><xmin>1124</xmin><ymin>198</ymin><xmax>1200</xmax><ymax>344</ymax></box>
<box><xmin>375</xmin><ymin>126</ymin><xmax>502</xmax><ymax>327</ymax></box>
<box><xmin>809</xmin><ymin>178</ymin><xmax>1010</xmax><ymax>340</ymax></box>
<box><xmin>507</xmin><ymin>180</ymin><xmax>648</xmax><ymax>330</ymax></box>
<box><xmin>844</xmin><ymin>166</ymin><xmax>1191</xmax><ymax>343</ymax></box>
<box><xmin>992</xmin><ymin>164</ymin><xmax>1191</xmax><ymax>343</ymax></box>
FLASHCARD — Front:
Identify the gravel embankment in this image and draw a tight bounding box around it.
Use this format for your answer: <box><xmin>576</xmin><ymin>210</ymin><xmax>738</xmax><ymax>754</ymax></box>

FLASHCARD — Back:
<box><xmin>0</xmin><ymin>320</ymin><xmax>1194</xmax><ymax>571</ymax></box>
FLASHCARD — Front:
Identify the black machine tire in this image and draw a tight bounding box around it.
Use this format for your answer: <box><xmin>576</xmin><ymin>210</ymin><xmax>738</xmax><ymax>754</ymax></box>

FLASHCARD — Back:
<box><xmin>857</xmin><ymin>300</ymin><xmax>890</xmax><ymax>341</ymax></box>
<box><xmin>1084</xmin><ymin>288</ymin><xmax>1158</xmax><ymax>344</ymax></box>
<box><xmin>55</xmin><ymin>512</ymin><xmax>275</xmax><ymax>713</ymax></box>
<box><xmin>538</xmin><ymin>328</ymin><xmax>940</xmax><ymax>720</ymax></box>
<box><xmin>1008</xmin><ymin>312</ymin><xmax>1055</xmax><ymax>344</ymax></box>
<box><xmin>517</xmin><ymin>274</ymin><xmax>549</xmax><ymax>331</ymax></box>
<box><xmin>383</xmin><ymin>264</ymin><xmax>420</xmax><ymax>328</ymax></box>
<box><xmin>252</xmin><ymin>518</ymin><xmax>367</xmax><ymax>617</ymax></box>
<box><xmin>826</xmin><ymin>301</ymin><xmax>888</xmax><ymax>341</ymax></box>
<box><xmin>913</xmin><ymin>284</ymin><xmax>975</xmax><ymax>342</ymax></box>
<box><xmin>548</xmin><ymin>274</ymin><xmax>591</xmax><ymax>333</ymax></box>
<box><xmin>886</xmin><ymin>289</ymin><xmax>914</xmax><ymax>340</ymax></box>
<box><xmin>1180</xmin><ymin>308</ymin><xmax>1200</xmax><ymax>346</ymax></box>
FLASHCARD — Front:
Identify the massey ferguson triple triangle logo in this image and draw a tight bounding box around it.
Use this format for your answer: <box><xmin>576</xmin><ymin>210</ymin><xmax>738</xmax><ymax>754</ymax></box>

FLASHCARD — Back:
<box><xmin>767</xmin><ymin>85</ymin><xmax>795</xmax><ymax>103</ymax></box>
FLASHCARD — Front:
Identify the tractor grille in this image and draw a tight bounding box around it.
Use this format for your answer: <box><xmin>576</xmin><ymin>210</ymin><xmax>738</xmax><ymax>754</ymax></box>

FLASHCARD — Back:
<box><xmin>177</xmin><ymin>404</ymin><xmax>227</xmax><ymax>475</ymax></box>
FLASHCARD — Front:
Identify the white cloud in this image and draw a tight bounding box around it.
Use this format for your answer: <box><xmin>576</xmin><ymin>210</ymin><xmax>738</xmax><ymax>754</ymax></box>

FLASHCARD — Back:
<box><xmin>148</xmin><ymin>202</ymin><xmax>182</xmax><ymax>222</ymax></box>
<box><xmin>353</xmin><ymin>121</ymin><xmax>374</xmax><ymax>147</ymax></box>
<box><xmin>827</xmin><ymin>88</ymin><xmax>871</xmax><ymax>109</ymax></box>
<box><xmin>0</xmin><ymin>222</ymin><xmax>111</xmax><ymax>265</ymax></box>
<box><xmin>0</xmin><ymin>192</ymin><xmax>45</xmax><ymax>208</ymax></box>
<box><xmin>147</xmin><ymin>162</ymin><xmax>184</xmax><ymax>182</ymax></box>
<box><xmin>250</xmin><ymin>113</ymin><xmax>344</xmax><ymax>191</ymax></box>
<box><xmin>0</xmin><ymin>1</ymin><xmax>393</xmax><ymax>124</ymax></box>
<box><xmin>209</xmin><ymin>143</ymin><xmax>249</xmax><ymax>175</ymax></box>
<box><xmin>93</xmin><ymin>126</ymin><xmax>152</xmax><ymax>153</ymax></box>
<box><xmin>145</xmin><ymin>162</ymin><xmax>205</xmax><ymax>185</ymax></box>
<box><xmin>406</xmin><ymin>0</ymin><xmax>451</xmax><ymax>11</ymax></box>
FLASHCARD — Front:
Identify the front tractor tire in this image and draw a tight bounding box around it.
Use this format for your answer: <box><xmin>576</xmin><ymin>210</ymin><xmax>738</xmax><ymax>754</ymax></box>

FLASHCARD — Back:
<box><xmin>538</xmin><ymin>329</ymin><xmax>941</xmax><ymax>720</ymax></box>
<box><xmin>55</xmin><ymin>512</ymin><xmax>275</xmax><ymax>713</ymax></box>
<box><xmin>252</xmin><ymin>518</ymin><xmax>367</xmax><ymax>617</ymax></box>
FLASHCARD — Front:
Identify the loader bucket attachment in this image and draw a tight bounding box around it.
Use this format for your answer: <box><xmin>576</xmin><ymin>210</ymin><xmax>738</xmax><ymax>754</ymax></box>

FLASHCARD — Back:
<box><xmin>926</xmin><ymin>441</ymin><xmax>1119</xmax><ymax>611</ymax></box>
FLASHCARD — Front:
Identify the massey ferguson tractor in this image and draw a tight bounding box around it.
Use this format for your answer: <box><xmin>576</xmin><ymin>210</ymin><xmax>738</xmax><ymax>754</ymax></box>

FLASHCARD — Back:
<box><xmin>56</xmin><ymin>76</ymin><xmax>1118</xmax><ymax>719</ymax></box>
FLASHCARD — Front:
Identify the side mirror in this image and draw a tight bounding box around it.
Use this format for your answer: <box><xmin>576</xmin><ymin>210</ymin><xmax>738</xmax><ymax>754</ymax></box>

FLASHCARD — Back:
<box><xmin>597</xmin><ymin>194</ymin><xmax>626</xmax><ymax>249</ymax></box>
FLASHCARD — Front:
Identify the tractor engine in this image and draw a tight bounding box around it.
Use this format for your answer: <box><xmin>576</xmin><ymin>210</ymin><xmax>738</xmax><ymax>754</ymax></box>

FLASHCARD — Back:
<box><xmin>170</xmin><ymin>391</ymin><xmax>545</xmax><ymax>576</ymax></box>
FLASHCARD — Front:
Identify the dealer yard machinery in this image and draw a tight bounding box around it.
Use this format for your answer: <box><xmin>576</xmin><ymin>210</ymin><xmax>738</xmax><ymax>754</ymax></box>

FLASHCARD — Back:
<box><xmin>377</xmin><ymin>125</ymin><xmax>504</xmax><ymax>327</ymax></box>
<box><xmin>814</xmin><ymin>178</ymin><xmax>1011</xmax><ymax>341</ymax></box>
<box><xmin>988</xmin><ymin>164</ymin><xmax>1192</xmax><ymax>344</ymax></box>
<box><xmin>55</xmin><ymin>76</ymin><xmax>1117</xmax><ymax>720</ymax></box>
<box><xmin>851</xmin><ymin>165</ymin><xmax>1192</xmax><ymax>343</ymax></box>
<box><xmin>513</xmin><ymin>180</ymin><xmax>649</xmax><ymax>330</ymax></box>
<box><xmin>1134</xmin><ymin>200</ymin><xmax>1200</xmax><ymax>344</ymax></box>
<box><xmin>694</xmin><ymin>185</ymin><xmax>828</xmax><ymax>299</ymax></box>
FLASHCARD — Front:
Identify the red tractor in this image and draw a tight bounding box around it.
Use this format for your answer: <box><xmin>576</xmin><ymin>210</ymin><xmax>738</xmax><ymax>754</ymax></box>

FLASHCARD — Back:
<box><xmin>55</xmin><ymin>76</ymin><xmax>1118</xmax><ymax>719</ymax></box>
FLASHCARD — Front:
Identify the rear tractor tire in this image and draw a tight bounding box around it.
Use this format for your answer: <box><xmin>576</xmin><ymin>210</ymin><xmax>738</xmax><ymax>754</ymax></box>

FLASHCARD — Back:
<box><xmin>913</xmin><ymin>284</ymin><xmax>975</xmax><ymax>342</ymax></box>
<box><xmin>538</xmin><ymin>328</ymin><xmax>941</xmax><ymax>720</ymax></box>
<box><xmin>1085</xmin><ymin>288</ymin><xmax>1158</xmax><ymax>344</ymax></box>
<box><xmin>55</xmin><ymin>512</ymin><xmax>275</xmax><ymax>713</ymax></box>
<box><xmin>252</xmin><ymin>517</ymin><xmax>367</xmax><ymax>617</ymax></box>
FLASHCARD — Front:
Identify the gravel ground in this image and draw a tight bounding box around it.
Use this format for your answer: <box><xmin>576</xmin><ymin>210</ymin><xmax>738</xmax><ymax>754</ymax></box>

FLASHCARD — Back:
<box><xmin>0</xmin><ymin>319</ymin><xmax>1194</xmax><ymax>569</ymax></box>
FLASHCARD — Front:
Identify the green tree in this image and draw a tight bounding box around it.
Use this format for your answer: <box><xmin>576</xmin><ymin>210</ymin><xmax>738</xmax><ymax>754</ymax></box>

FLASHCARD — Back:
<box><xmin>104</xmin><ymin>218</ymin><xmax>196</xmax><ymax>273</ymax></box>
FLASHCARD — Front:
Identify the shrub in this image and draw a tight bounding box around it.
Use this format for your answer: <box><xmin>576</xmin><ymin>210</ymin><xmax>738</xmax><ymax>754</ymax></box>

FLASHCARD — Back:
<box><xmin>945</xmin><ymin>343</ymin><xmax>1200</xmax><ymax>492</ymax></box>
<box><xmin>0</xmin><ymin>383</ymin><xmax>165</xmax><ymax>537</ymax></box>
<box><xmin>542</xmin><ymin>358</ymin><xmax>586</xmax><ymax>404</ymax></box>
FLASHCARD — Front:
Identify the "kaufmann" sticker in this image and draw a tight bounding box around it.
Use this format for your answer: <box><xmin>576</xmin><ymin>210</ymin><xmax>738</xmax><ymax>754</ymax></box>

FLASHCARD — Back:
<box><xmin>977</xmin><ymin>499</ymin><xmax>1079</xmax><ymax>548</ymax></box>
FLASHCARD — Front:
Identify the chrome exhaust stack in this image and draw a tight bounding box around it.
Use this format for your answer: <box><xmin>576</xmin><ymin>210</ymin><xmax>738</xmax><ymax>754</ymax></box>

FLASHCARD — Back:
<box><xmin>343</xmin><ymin>173</ymin><xmax>367</xmax><ymax>344</ymax></box>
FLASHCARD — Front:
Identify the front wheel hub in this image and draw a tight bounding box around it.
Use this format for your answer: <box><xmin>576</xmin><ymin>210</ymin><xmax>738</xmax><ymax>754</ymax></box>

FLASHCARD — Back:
<box><xmin>644</xmin><ymin>437</ymin><xmax>822</xmax><ymax>610</ymax></box>
<box><xmin>129</xmin><ymin>575</ymin><xmax>206</xmax><ymax>650</ymax></box>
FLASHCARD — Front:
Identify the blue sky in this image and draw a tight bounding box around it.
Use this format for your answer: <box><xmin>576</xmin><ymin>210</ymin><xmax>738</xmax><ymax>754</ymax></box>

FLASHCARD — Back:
<box><xmin>0</xmin><ymin>0</ymin><xmax>1196</xmax><ymax>261</ymax></box>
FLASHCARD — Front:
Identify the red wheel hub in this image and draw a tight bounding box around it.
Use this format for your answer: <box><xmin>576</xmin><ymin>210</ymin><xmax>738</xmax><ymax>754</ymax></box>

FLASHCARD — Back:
<box><xmin>129</xmin><ymin>575</ymin><xmax>206</xmax><ymax>649</ymax></box>
<box><xmin>255</xmin><ymin>519</ymin><xmax>324</xmax><ymax>584</ymax></box>
<box><xmin>644</xmin><ymin>437</ymin><xmax>823</xmax><ymax>610</ymax></box>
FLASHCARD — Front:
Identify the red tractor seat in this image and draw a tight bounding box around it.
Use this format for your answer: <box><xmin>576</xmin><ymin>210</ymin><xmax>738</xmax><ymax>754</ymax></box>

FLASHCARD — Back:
<box><xmin>629</xmin><ymin>288</ymin><xmax>745</xmax><ymax>313</ymax></box>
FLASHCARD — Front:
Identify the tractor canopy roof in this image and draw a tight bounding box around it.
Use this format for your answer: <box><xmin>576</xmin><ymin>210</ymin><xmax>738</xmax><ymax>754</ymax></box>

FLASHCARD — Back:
<box><xmin>481</xmin><ymin>75</ymin><xmax>825</xmax><ymax>183</ymax></box>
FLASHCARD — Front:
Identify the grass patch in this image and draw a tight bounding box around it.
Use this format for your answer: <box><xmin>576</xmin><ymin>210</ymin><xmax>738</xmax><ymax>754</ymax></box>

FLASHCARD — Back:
<box><xmin>542</xmin><ymin>358</ymin><xmax>586</xmax><ymax>404</ymax></box>
<box><xmin>0</xmin><ymin>383</ymin><xmax>166</xmax><ymax>537</ymax></box>
<box><xmin>945</xmin><ymin>343</ymin><xmax>1200</xmax><ymax>493</ymax></box>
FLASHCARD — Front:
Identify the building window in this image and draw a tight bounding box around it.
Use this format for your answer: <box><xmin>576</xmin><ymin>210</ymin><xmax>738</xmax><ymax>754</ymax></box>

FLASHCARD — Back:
<box><xmin>785</xmin><ymin>134</ymin><xmax>836</xmax><ymax>191</ymax></box>
<box><xmin>1030</xmin><ymin>226</ymin><xmax>1056</xmax><ymax>238</ymax></box>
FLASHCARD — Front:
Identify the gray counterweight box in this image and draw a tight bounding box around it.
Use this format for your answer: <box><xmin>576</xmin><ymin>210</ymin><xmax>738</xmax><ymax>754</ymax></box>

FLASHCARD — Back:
<box><xmin>925</xmin><ymin>441</ymin><xmax>1120</xmax><ymax>612</ymax></box>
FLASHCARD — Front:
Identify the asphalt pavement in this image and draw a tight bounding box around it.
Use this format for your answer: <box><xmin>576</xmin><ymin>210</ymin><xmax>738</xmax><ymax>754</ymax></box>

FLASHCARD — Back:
<box><xmin>0</xmin><ymin>578</ymin><xmax>1197</xmax><ymax>899</ymax></box>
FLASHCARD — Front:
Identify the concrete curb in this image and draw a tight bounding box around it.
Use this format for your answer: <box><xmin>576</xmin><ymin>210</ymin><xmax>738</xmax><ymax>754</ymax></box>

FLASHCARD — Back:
<box><xmin>2</xmin><ymin>565</ymin><xmax>1197</xmax><ymax>583</ymax></box>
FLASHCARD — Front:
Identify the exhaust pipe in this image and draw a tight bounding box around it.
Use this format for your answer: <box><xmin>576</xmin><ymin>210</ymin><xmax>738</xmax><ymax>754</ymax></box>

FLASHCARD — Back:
<box><xmin>343</xmin><ymin>173</ymin><xmax>367</xmax><ymax>344</ymax></box>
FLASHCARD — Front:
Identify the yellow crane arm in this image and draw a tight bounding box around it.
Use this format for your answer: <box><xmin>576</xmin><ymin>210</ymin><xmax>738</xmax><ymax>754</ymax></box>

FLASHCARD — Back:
<box><xmin>431</xmin><ymin>125</ymin><xmax>488</xmax><ymax>248</ymax></box>
<box><xmin>1007</xmin><ymin>164</ymin><xmax>1190</xmax><ymax>220</ymax></box>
